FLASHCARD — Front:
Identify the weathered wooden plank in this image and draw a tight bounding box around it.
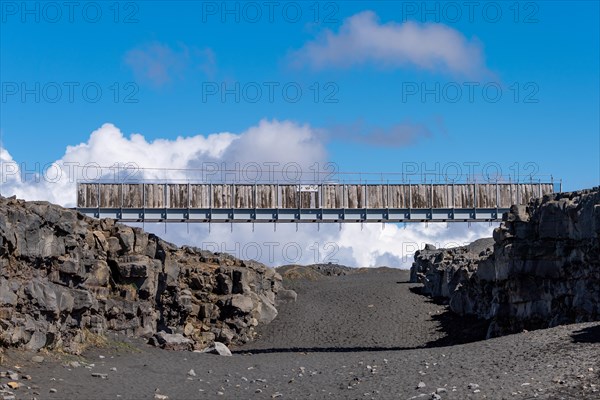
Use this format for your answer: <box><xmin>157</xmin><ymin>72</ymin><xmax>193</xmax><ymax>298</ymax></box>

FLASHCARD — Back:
<box><xmin>451</xmin><ymin>184</ymin><xmax>474</xmax><ymax>208</ymax></box>
<box><xmin>279</xmin><ymin>185</ymin><xmax>297</xmax><ymax>209</ymax></box>
<box><xmin>168</xmin><ymin>184</ymin><xmax>188</xmax><ymax>208</ymax></box>
<box><xmin>387</xmin><ymin>185</ymin><xmax>406</xmax><ymax>208</ymax></box>
<box><xmin>212</xmin><ymin>184</ymin><xmax>232</xmax><ymax>208</ymax></box>
<box><xmin>79</xmin><ymin>183</ymin><xmax>99</xmax><ymax>208</ymax></box>
<box><xmin>346</xmin><ymin>185</ymin><xmax>364</xmax><ymax>208</ymax></box>
<box><xmin>234</xmin><ymin>185</ymin><xmax>254</xmax><ymax>208</ymax></box>
<box><xmin>190</xmin><ymin>184</ymin><xmax>210</xmax><ymax>208</ymax></box>
<box><xmin>410</xmin><ymin>185</ymin><xmax>429</xmax><ymax>208</ymax></box>
<box><xmin>122</xmin><ymin>184</ymin><xmax>143</xmax><ymax>208</ymax></box>
<box><xmin>145</xmin><ymin>184</ymin><xmax>166</xmax><ymax>208</ymax></box>
<box><xmin>432</xmin><ymin>185</ymin><xmax>450</xmax><ymax>208</ymax></box>
<box><xmin>256</xmin><ymin>185</ymin><xmax>276</xmax><ymax>208</ymax></box>
<box><xmin>322</xmin><ymin>184</ymin><xmax>342</xmax><ymax>208</ymax></box>
<box><xmin>99</xmin><ymin>184</ymin><xmax>121</xmax><ymax>208</ymax></box>
<box><xmin>366</xmin><ymin>185</ymin><xmax>387</xmax><ymax>208</ymax></box>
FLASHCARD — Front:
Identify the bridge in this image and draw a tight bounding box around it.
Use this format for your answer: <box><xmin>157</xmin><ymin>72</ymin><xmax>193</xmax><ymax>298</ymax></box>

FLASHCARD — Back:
<box><xmin>76</xmin><ymin>181</ymin><xmax>556</xmax><ymax>223</ymax></box>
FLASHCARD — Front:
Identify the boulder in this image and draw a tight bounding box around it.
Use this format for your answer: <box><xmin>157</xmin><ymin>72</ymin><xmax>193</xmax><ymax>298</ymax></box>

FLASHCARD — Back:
<box><xmin>150</xmin><ymin>331</ymin><xmax>193</xmax><ymax>351</ymax></box>
<box><xmin>201</xmin><ymin>341</ymin><xmax>232</xmax><ymax>356</ymax></box>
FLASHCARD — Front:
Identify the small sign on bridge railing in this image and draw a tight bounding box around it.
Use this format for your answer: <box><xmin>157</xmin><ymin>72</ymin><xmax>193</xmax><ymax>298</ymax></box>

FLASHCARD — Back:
<box><xmin>298</xmin><ymin>184</ymin><xmax>319</xmax><ymax>192</ymax></box>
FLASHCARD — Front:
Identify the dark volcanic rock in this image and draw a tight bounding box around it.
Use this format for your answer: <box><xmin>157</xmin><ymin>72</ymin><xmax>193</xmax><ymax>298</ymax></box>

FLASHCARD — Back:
<box><xmin>0</xmin><ymin>196</ymin><xmax>292</xmax><ymax>353</ymax></box>
<box><xmin>410</xmin><ymin>188</ymin><xmax>600</xmax><ymax>338</ymax></box>
<box><xmin>277</xmin><ymin>263</ymin><xmax>358</xmax><ymax>281</ymax></box>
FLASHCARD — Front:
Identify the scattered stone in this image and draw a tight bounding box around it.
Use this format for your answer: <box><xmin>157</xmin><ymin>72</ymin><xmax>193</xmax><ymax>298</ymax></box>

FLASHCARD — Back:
<box><xmin>69</xmin><ymin>361</ymin><xmax>81</xmax><ymax>368</ymax></box>
<box><xmin>49</xmin><ymin>388</ymin><xmax>57</xmax><ymax>393</ymax></box>
<box><xmin>188</xmin><ymin>369</ymin><xmax>196</xmax><ymax>377</ymax></box>
<box><xmin>468</xmin><ymin>383</ymin><xmax>479</xmax><ymax>390</ymax></box>
<box><xmin>150</xmin><ymin>332</ymin><xmax>193</xmax><ymax>351</ymax></box>
<box><xmin>417</xmin><ymin>382</ymin><xmax>426</xmax><ymax>389</ymax></box>
<box><xmin>91</xmin><ymin>373</ymin><xmax>108</xmax><ymax>379</ymax></box>
<box><xmin>31</xmin><ymin>356</ymin><xmax>44</xmax><ymax>363</ymax></box>
<box><xmin>202</xmin><ymin>342</ymin><xmax>232</xmax><ymax>357</ymax></box>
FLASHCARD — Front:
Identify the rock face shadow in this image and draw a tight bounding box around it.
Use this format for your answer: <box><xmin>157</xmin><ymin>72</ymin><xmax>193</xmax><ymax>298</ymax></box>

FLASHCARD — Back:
<box><xmin>423</xmin><ymin>310</ymin><xmax>489</xmax><ymax>348</ymax></box>
<box><xmin>571</xmin><ymin>324</ymin><xmax>600</xmax><ymax>344</ymax></box>
<box><xmin>408</xmin><ymin>285</ymin><xmax>489</xmax><ymax>347</ymax></box>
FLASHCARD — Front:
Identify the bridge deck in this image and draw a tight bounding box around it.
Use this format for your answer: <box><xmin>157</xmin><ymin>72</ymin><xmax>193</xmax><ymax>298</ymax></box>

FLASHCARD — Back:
<box><xmin>76</xmin><ymin>182</ymin><xmax>555</xmax><ymax>223</ymax></box>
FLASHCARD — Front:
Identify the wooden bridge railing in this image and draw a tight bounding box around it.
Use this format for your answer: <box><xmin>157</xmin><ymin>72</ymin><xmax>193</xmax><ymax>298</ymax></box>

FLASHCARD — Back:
<box><xmin>77</xmin><ymin>182</ymin><xmax>555</xmax><ymax>210</ymax></box>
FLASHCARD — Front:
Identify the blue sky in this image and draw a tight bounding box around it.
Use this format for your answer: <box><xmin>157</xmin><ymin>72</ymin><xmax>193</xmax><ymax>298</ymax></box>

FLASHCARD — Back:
<box><xmin>1</xmin><ymin>0</ymin><xmax>598</xmax><ymax>190</ymax></box>
<box><xmin>0</xmin><ymin>1</ymin><xmax>599</xmax><ymax>267</ymax></box>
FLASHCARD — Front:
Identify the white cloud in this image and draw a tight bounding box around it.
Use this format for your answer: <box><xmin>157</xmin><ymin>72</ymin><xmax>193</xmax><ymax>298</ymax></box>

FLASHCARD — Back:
<box><xmin>124</xmin><ymin>42</ymin><xmax>218</xmax><ymax>87</ymax></box>
<box><xmin>289</xmin><ymin>11</ymin><xmax>489</xmax><ymax>77</ymax></box>
<box><xmin>1</xmin><ymin>120</ymin><xmax>494</xmax><ymax>268</ymax></box>
<box><xmin>135</xmin><ymin>220</ymin><xmax>493</xmax><ymax>269</ymax></box>
<box><xmin>221</xmin><ymin>119</ymin><xmax>327</xmax><ymax>168</ymax></box>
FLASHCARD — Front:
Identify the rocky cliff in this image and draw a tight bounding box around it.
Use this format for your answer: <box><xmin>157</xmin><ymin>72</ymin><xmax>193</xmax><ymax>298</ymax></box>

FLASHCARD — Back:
<box><xmin>411</xmin><ymin>188</ymin><xmax>600</xmax><ymax>338</ymax></box>
<box><xmin>0</xmin><ymin>196</ymin><xmax>292</xmax><ymax>353</ymax></box>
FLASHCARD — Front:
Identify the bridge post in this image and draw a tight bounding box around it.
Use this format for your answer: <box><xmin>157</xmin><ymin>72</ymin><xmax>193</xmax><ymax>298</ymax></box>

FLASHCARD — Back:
<box><xmin>209</xmin><ymin>183</ymin><xmax>213</xmax><ymax>222</ymax></box>
<box><xmin>386</xmin><ymin>180</ymin><xmax>390</xmax><ymax>220</ymax></box>
<box><xmin>164</xmin><ymin>183</ymin><xmax>168</xmax><ymax>221</ymax></box>
<box><xmin>430</xmin><ymin>182</ymin><xmax>433</xmax><ymax>208</ymax></box>
<box><xmin>408</xmin><ymin>181</ymin><xmax>412</xmax><ymax>220</ymax></box>
<box><xmin>253</xmin><ymin>183</ymin><xmax>257</xmax><ymax>219</ymax></box>
<box><xmin>451</xmin><ymin>182</ymin><xmax>455</xmax><ymax>220</ymax></box>
<box><xmin>187</xmin><ymin>182</ymin><xmax>191</xmax><ymax>222</ymax></box>
<box><xmin>473</xmin><ymin>181</ymin><xmax>477</xmax><ymax>220</ymax></box>
<box><xmin>120</xmin><ymin>182</ymin><xmax>123</xmax><ymax>220</ymax></box>
<box><xmin>318</xmin><ymin>183</ymin><xmax>323</xmax><ymax>222</ymax></box>
<box><xmin>496</xmin><ymin>180</ymin><xmax>499</xmax><ymax>218</ymax></box>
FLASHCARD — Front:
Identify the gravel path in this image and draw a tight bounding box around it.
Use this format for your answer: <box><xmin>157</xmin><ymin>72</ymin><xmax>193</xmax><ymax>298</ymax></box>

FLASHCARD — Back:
<box><xmin>2</xmin><ymin>268</ymin><xmax>599</xmax><ymax>399</ymax></box>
